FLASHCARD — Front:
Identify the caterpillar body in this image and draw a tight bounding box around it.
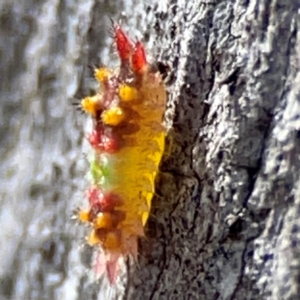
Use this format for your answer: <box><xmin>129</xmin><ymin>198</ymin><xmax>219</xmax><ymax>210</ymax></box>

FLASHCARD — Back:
<box><xmin>76</xmin><ymin>22</ymin><xmax>167</xmax><ymax>283</ymax></box>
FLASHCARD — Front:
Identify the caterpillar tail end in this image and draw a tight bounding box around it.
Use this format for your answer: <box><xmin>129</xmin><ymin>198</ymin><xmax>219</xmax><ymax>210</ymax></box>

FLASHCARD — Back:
<box><xmin>93</xmin><ymin>251</ymin><xmax>121</xmax><ymax>284</ymax></box>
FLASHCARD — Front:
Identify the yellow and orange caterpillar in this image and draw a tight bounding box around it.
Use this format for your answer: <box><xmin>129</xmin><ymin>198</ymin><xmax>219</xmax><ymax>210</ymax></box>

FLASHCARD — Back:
<box><xmin>76</xmin><ymin>22</ymin><xmax>167</xmax><ymax>283</ymax></box>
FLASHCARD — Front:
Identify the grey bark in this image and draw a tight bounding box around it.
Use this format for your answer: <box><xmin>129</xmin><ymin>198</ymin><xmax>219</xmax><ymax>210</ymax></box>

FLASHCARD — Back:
<box><xmin>1</xmin><ymin>0</ymin><xmax>300</xmax><ymax>300</ymax></box>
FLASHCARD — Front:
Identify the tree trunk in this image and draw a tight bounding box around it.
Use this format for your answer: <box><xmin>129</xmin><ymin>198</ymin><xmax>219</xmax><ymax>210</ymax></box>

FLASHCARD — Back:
<box><xmin>1</xmin><ymin>0</ymin><xmax>300</xmax><ymax>300</ymax></box>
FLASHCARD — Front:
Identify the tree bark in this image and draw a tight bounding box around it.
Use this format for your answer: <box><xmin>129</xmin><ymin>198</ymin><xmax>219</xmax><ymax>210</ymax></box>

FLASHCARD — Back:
<box><xmin>1</xmin><ymin>0</ymin><xmax>300</xmax><ymax>300</ymax></box>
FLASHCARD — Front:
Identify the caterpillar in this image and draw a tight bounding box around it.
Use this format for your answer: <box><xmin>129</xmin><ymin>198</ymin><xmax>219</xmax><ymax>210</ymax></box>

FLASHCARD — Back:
<box><xmin>76</xmin><ymin>21</ymin><xmax>167</xmax><ymax>284</ymax></box>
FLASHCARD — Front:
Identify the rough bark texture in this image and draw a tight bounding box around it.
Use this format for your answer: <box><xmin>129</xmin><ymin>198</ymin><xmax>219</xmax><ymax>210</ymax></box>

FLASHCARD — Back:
<box><xmin>1</xmin><ymin>0</ymin><xmax>300</xmax><ymax>300</ymax></box>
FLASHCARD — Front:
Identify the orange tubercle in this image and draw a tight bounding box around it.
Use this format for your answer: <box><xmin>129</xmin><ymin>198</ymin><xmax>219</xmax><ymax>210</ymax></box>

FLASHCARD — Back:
<box><xmin>81</xmin><ymin>95</ymin><xmax>102</xmax><ymax>117</ymax></box>
<box><xmin>118</xmin><ymin>84</ymin><xmax>138</xmax><ymax>102</ymax></box>
<box><xmin>78</xmin><ymin>209</ymin><xmax>90</xmax><ymax>223</ymax></box>
<box><xmin>87</xmin><ymin>229</ymin><xmax>102</xmax><ymax>246</ymax></box>
<box><xmin>94</xmin><ymin>67</ymin><xmax>112</xmax><ymax>84</ymax></box>
<box><xmin>104</xmin><ymin>230</ymin><xmax>122</xmax><ymax>251</ymax></box>
<box><xmin>94</xmin><ymin>212</ymin><xmax>113</xmax><ymax>229</ymax></box>
<box><xmin>101</xmin><ymin>106</ymin><xmax>125</xmax><ymax>126</ymax></box>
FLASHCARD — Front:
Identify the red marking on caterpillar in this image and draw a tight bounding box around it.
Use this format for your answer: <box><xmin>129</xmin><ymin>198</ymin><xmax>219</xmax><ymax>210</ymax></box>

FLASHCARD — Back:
<box><xmin>131</xmin><ymin>41</ymin><xmax>148</xmax><ymax>74</ymax></box>
<box><xmin>75</xmin><ymin>21</ymin><xmax>167</xmax><ymax>284</ymax></box>
<box><xmin>112</xmin><ymin>22</ymin><xmax>134</xmax><ymax>61</ymax></box>
<box><xmin>86</xmin><ymin>187</ymin><xmax>123</xmax><ymax>213</ymax></box>
<box><xmin>87</xmin><ymin>127</ymin><xmax>119</xmax><ymax>153</ymax></box>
